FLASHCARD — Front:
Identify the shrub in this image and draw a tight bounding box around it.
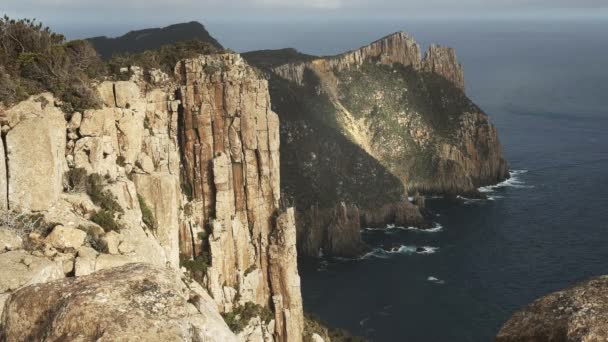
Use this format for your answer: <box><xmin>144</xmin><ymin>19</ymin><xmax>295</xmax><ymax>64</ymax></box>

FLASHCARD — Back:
<box><xmin>222</xmin><ymin>302</ymin><xmax>274</xmax><ymax>333</ymax></box>
<box><xmin>0</xmin><ymin>16</ymin><xmax>104</xmax><ymax>111</ymax></box>
<box><xmin>78</xmin><ymin>224</ymin><xmax>107</xmax><ymax>252</ymax></box>
<box><xmin>90</xmin><ymin>210</ymin><xmax>122</xmax><ymax>233</ymax></box>
<box><xmin>138</xmin><ymin>194</ymin><xmax>156</xmax><ymax>230</ymax></box>
<box><xmin>303</xmin><ymin>314</ymin><xmax>367</xmax><ymax>342</ymax></box>
<box><xmin>86</xmin><ymin>174</ymin><xmax>124</xmax><ymax>214</ymax></box>
<box><xmin>65</xmin><ymin>167</ymin><xmax>88</xmax><ymax>192</ymax></box>
<box><xmin>180</xmin><ymin>252</ymin><xmax>210</xmax><ymax>282</ymax></box>
<box><xmin>0</xmin><ymin>210</ymin><xmax>55</xmax><ymax>238</ymax></box>
<box><xmin>107</xmin><ymin>39</ymin><xmax>222</xmax><ymax>78</ymax></box>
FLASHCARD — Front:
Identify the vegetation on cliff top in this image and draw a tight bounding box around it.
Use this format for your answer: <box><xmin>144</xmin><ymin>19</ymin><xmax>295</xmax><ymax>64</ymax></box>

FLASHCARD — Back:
<box><xmin>0</xmin><ymin>16</ymin><xmax>223</xmax><ymax>111</ymax></box>
<box><xmin>0</xmin><ymin>16</ymin><xmax>105</xmax><ymax>112</ymax></box>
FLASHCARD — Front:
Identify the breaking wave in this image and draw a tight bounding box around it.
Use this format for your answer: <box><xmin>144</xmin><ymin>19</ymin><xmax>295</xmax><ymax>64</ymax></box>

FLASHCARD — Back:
<box><xmin>364</xmin><ymin>222</ymin><xmax>443</xmax><ymax>234</ymax></box>
<box><xmin>478</xmin><ymin>169</ymin><xmax>532</xmax><ymax>193</ymax></box>
<box><xmin>361</xmin><ymin>245</ymin><xmax>439</xmax><ymax>259</ymax></box>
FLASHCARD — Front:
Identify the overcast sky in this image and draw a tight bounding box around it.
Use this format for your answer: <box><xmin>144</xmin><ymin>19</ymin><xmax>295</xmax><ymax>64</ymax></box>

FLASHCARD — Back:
<box><xmin>3</xmin><ymin>0</ymin><xmax>607</xmax><ymax>40</ymax></box>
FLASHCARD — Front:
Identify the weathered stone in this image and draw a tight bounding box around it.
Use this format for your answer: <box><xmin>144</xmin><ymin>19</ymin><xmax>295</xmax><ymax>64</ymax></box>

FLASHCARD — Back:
<box><xmin>79</xmin><ymin>107</ymin><xmax>117</xmax><ymax>137</ymax></box>
<box><xmin>422</xmin><ymin>44</ymin><xmax>465</xmax><ymax>91</ymax></box>
<box><xmin>114</xmin><ymin>81</ymin><xmax>141</xmax><ymax>108</ymax></box>
<box><xmin>97</xmin><ymin>81</ymin><xmax>116</xmax><ymax>107</ymax></box>
<box><xmin>0</xmin><ymin>250</ymin><xmax>64</xmax><ymax>293</ymax></box>
<box><xmin>67</xmin><ymin>111</ymin><xmax>82</xmax><ymax>131</ymax></box>
<box><xmin>102</xmin><ymin>231</ymin><xmax>121</xmax><ymax>255</ymax></box>
<box><xmin>0</xmin><ymin>263</ymin><xmax>238</xmax><ymax>342</ymax></box>
<box><xmin>0</xmin><ymin>228</ymin><xmax>22</xmax><ymax>253</ymax></box>
<box><xmin>311</xmin><ymin>333</ymin><xmax>325</xmax><ymax>342</ymax></box>
<box><xmin>6</xmin><ymin>96</ymin><xmax>66</xmax><ymax>211</ymax></box>
<box><xmin>269</xmin><ymin>208</ymin><xmax>304</xmax><ymax>342</ymax></box>
<box><xmin>74</xmin><ymin>246</ymin><xmax>97</xmax><ymax>277</ymax></box>
<box><xmin>497</xmin><ymin>275</ymin><xmax>608</xmax><ymax>341</ymax></box>
<box><xmin>132</xmin><ymin>173</ymin><xmax>181</xmax><ymax>268</ymax></box>
<box><xmin>45</xmin><ymin>225</ymin><xmax>87</xmax><ymax>250</ymax></box>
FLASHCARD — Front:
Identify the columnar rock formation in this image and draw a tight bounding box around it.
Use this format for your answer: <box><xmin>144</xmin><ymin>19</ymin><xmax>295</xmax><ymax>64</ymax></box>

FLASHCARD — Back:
<box><xmin>175</xmin><ymin>54</ymin><xmax>303</xmax><ymax>342</ymax></box>
<box><xmin>0</xmin><ymin>53</ymin><xmax>306</xmax><ymax>341</ymax></box>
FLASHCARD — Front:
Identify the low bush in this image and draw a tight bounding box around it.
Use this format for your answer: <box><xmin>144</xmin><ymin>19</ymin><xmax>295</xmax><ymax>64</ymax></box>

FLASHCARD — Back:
<box><xmin>78</xmin><ymin>224</ymin><xmax>107</xmax><ymax>252</ymax></box>
<box><xmin>0</xmin><ymin>16</ymin><xmax>104</xmax><ymax>111</ymax></box>
<box><xmin>137</xmin><ymin>194</ymin><xmax>156</xmax><ymax>230</ymax></box>
<box><xmin>86</xmin><ymin>174</ymin><xmax>124</xmax><ymax>214</ymax></box>
<box><xmin>0</xmin><ymin>210</ymin><xmax>56</xmax><ymax>238</ymax></box>
<box><xmin>90</xmin><ymin>210</ymin><xmax>122</xmax><ymax>233</ymax></box>
<box><xmin>304</xmin><ymin>313</ymin><xmax>367</xmax><ymax>342</ymax></box>
<box><xmin>222</xmin><ymin>302</ymin><xmax>274</xmax><ymax>333</ymax></box>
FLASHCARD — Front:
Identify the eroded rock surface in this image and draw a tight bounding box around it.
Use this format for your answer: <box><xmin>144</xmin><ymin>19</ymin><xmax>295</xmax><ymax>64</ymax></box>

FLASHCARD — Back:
<box><xmin>497</xmin><ymin>276</ymin><xmax>608</xmax><ymax>342</ymax></box>
<box><xmin>0</xmin><ymin>263</ymin><xmax>238</xmax><ymax>342</ymax></box>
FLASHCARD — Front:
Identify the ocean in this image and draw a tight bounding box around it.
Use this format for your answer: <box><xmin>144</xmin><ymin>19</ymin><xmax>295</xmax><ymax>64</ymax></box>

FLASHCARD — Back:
<box><xmin>209</xmin><ymin>18</ymin><xmax>608</xmax><ymax>341</ymax></box>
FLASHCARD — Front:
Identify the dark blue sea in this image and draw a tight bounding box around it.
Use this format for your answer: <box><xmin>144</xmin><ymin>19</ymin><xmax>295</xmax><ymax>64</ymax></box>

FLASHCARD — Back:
<box><xmin>210</xmin><ymin>18</ymin><xmax>608</xmax><ymax>341</ymax></box>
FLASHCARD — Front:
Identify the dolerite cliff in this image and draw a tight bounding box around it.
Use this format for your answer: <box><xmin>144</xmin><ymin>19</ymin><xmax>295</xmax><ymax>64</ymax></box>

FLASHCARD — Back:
<box><xmin>497</xmin><ymin>276</ymin><xmax>608</xmax><ymax>341</ymax></box>
<box><xmin>0</xmin><ymin>54</ymin><xmax>308</xmax><ymax>341</ymax></box>
<box><xmin>244</xmin><ymin>32</ymin><xmax>508</xmax><ymax>257</ymax></box>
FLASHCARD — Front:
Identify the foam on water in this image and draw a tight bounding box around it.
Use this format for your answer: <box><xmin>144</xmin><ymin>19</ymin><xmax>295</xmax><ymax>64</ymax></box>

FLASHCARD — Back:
<box><xmin>478</xmin><ymin>169</ymin><xmax>532</xmax><ymax>193</ymax></box>
<box><xmin>427</xmin><ymin>276</ymin><xmax>446</xmax><ymax>284</ymax></box>
<box><xmin>361</xmin><ymin>245</ymin><xmax>439</xmax><ymax>259</ymax></box>
<box><xmin>364</xmin><ymin>222</ymin><xmax>443</xmax><ymax>234</ymax></box>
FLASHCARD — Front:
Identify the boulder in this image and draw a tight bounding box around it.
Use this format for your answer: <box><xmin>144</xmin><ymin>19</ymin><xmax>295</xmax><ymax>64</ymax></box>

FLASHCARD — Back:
<box><xmin>0</xmin><ymin>228</ymin><xmax>22</xmax><ymax>253</ymax></box>
<box><xmin>44</xmin><ymin>225</ymin><xmax>87</xmax><ymax>250</ymax></box>
<box><xmin>0</xmin><ymin>263</ymin><xmax>238</xmax><ymax>342</ymax></box>
<box><xmin>0</xmin><ymin>250</ymin><xmax>64</xmax><ymax>293</ymax></box>
<box><xmin>497</xmin><ymin>275</ymin><xmax>608</xmax><ymax>341</ymax></box>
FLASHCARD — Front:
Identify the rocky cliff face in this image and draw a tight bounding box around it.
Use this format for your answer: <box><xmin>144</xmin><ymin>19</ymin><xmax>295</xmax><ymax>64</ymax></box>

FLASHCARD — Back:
<box><xmin>175</xmin><ymin>54</ymin><xmax>303</xmax><ymax>340</ymax></box>
<box><xmin>497</xmin><ymin>276</ymin><xmax>608</xmax><ymax>341</ymax></box>
<box><xmin>245</xmin><ymin>31</ymin><xmax>506</xmax><ymax>257</ymax></box>
<box><xmin>0</xmin><ymin>53</ymin><xmax>306</xmax><ymax>342</ymax></box>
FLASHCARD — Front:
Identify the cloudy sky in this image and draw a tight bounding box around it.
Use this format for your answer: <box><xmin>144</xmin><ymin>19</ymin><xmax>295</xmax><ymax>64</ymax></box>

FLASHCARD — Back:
<box><xmin>3</xmin><ymin>0</ymin><xmax>607</xmax><ymax>42</ymax></box>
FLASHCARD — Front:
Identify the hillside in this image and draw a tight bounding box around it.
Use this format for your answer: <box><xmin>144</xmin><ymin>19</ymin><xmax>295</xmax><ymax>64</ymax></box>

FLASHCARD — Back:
<box><xmin>88</xmin><ymin>21</ymin><xmax>223</xmax><ymax>59</ymax></box>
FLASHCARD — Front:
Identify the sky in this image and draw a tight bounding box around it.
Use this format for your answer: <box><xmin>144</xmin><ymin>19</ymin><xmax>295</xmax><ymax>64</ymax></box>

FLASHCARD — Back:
<box><xmin>3</xmin><ymin>0</ymin><xmax>608</xmax><ymax>44</ymax></box>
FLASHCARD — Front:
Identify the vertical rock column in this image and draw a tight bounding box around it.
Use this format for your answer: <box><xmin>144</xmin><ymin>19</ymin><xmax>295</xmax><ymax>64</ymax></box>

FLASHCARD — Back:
<box><xmin>176</xmin><ymin>54</ymin><xmax>302</xmax><ymax>341</ymax></box>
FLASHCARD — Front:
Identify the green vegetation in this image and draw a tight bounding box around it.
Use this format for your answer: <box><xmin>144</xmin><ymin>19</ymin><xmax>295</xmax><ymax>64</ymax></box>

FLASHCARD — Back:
<box><xmin>107</xmin><ymin>39</ymin><xmax>222</xmax><ymax>79</ymax></box>
<box><xmin>78</xmin><ymin>224</ymin><xmax>107</xmax><ymax>252</ymax></box>
<box><xmin>221</xmin><ymin>302</ymin><xmax>273</xmax><ymax>333</ymax></box>
<box><xmin>137</xmin><ymin>194</ymin><xmax>157</xmax><ymax>230</ymax></box>
<box><xmin>304</xmin><ymin>313</ymin><xmax>367</xmax><ymax>342</ymax></box>
<box><xmin>180</xmin><ymin>253</ymin><xmax>210</xmax><ymax>282</ymax></box>
<box><xmin>86</xmin><ymin>174</ymin><xmax>124</xmax><ymax>214</ymax></box>
<box><xmin>90</xmin><ymin>210</ymin><xmax>122</xmax><ymax>233</ymax></box>
<box><xmin>0</xmin><ymin>16</ymin><xmax>104</xmax><ymax>111</ymax></box>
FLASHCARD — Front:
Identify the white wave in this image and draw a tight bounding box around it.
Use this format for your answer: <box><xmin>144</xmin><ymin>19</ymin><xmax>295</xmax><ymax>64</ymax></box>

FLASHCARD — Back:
<box><xmin>363</xmin><ymin>222</ymin><xmax>443</xmax><ymax>233</ymax></box>
<box><xmin>478</xmin><ymin>169</ymin><xmax>533</xmax><ymax>193</ymax></box>
<box><xmin>427</xmin><ymin>276</ymin><xmax>446</xmax><ymax>284</ymax></box>
<box><xmin>361</xmin><ymin>245</ymin><xmax>438</xmax><ymax>259</ymax></box>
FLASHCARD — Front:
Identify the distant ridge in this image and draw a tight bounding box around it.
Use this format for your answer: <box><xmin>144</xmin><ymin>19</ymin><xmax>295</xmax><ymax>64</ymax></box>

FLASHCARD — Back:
<box><xmin>87</xmin><ymin>21</ymin><xmax>223</xmax><ymax>59</ymax></box>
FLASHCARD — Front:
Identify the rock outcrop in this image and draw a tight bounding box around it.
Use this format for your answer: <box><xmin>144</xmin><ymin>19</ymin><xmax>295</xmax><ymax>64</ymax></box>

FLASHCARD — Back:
<box><xmin>0</xmin><ymin>263</ymin><xmax>238</xmax><ymax>342</ymax></box>
<box><xmin>176</xmin><ymin>54</ymin><xmax>303</xmax><ymax>341</ymax></box>
<box><xmin>497</xmin><ymin>276</ymin><xmax>608</xmax><ymax>341</ymax></box>
<box><xmin>0</xmin><ymin>52</ymin><xmax>307</xmax><ymax>341</ymax></box>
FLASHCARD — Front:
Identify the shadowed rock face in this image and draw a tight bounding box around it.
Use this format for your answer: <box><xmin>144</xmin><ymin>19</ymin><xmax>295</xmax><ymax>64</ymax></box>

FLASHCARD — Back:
<box><xmin>244</xmin><ymin>31</ymin><xmax>507</xmax><ymax>257</ymax></box>
<box><xmin>497</xmin><ymin>275</ymin><xmax>608</xmax><ymax>341</ymax></box>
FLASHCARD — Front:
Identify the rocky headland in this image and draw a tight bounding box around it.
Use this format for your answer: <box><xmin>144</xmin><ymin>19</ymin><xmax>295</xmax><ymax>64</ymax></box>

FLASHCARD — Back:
<box><xmin>244</xmin><ymin>31</ymin><xmax>509</xmax><ymax>257</ymax></box>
